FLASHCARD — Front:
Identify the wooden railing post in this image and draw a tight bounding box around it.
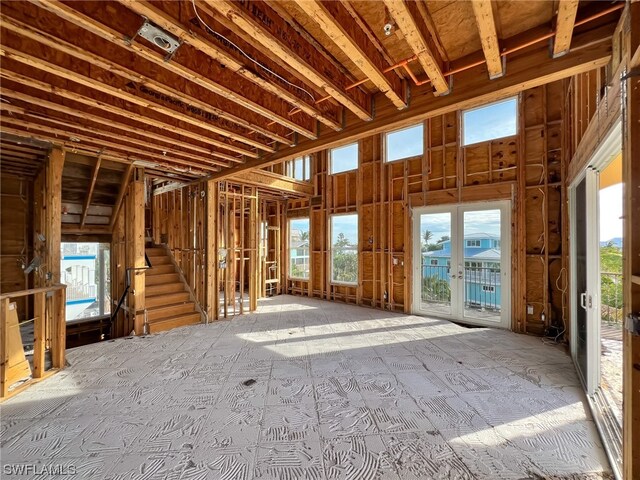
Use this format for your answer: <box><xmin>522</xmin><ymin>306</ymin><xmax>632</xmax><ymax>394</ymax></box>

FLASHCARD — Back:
<box><xmin>32</xmin><ymin>291</ymin><xmax>46</xmax><ymax>378</ymax></box>
<box><xmin>1</xmin><ymin>297</ymin><xmax>10</xmax><ymax>398</ymax></box>
<box><xmin>51</xmin><ymin>287</ymin><xmax>66</xmax><ymax>369</ymax></box>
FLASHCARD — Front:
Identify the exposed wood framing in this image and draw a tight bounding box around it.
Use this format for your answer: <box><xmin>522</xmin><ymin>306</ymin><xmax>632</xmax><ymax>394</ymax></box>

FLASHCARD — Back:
<box><xmin>109</xmin><ymin>163</ymin><xmax>135</xmax><ymax>230</ymax></box>
<box><xmin>553</xmin><ymin>0</ymin><xmax>580</xmax><ymax>57</ymax></box>
<box><xmin>228</xmin><ymin>170</ymin><xmax>314</xmax><ymax>197</ymax></box>
<box><xmin>79</xmin><ymin>156</ymin><xmax>101</xmax><ymax>228</ymax></box>
<box><xmin>294</xmin><ymin>0</ymin><xmax>407</xmax><ymax>109</ymax></box>
<box><xmin>128</xmin><ymin>168</ymin><xmax>145</xmax><ymax>334</ymax></box>
<box><xmin>200</xmin><ymin>0</ymin><xmax>372</xmax><ymax>121</ymax></box>
<box><xmin>471</xmin><ymin>0</ymin><xmax>503</xmax><ymax>79</ymax></box>
<box><xmin>383</xmin><ymin>0</ymin><xmax>449</xmax><ymax>95</ymax></box>
<box><xmin>116</xmin><ymin>0</ymin><xmax>342</xmax><ymax>131</ymax></box>
<box><xmin>212</xmin><ymin>24</ymin><xmax>614</xmax><ymax>178</ymax></box>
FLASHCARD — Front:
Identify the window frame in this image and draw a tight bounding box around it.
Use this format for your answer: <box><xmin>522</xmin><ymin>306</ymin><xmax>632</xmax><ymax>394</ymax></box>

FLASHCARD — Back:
<box><xmin>288</xmin><ymin>217</ymin><xmax>310</xmax><ymax>280</ymax></box>
<box><xmin>330</xmin><ymin>212</ymin><xmax>359</xmax><ymax>286</ymax></box>
<box><xmin>384</xmin><ymin>122</ymin><xmax>424</xmax><ymax>163</ymax></box>
<box><xmin>461</xmin><ymin>96</ymin><xmax>518</xmax><ymax>147</ymax></box>
<box><xmin>285</xmin><ymin>155</ymin><xmax>311</xmax><ymax>182</ymax></box>
<box><xmin>329</xmin><ymin>142</ymin><xmax>359</xmax><ymax>175</ymax></box>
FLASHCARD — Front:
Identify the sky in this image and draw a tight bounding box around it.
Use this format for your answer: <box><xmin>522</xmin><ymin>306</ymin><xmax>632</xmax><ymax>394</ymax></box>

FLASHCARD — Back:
<box><xmin>331</xmin><ymin>214</ymin><xmax>358</xmax><ymax>245</ymax></box>
<box><xmin>386</xmin><ymin>123</ymin><xmax>423</xmax><ymax>162</ymax></box>
<box><xmin>420</xmin><ymin>209</ymin><xmax>501</xmax><ymax>245</ymax></box>
<box><xmin>599</xmin><ymin>183</ymin><xmax>623</xmax><ymax>241</ymax></box>
<box><xmin>330</xmin><ymin>143</ymin><xmax>358</xmax><ymax>174</ymax></box>
<box><xmin>463</xmin><ymin>97</ymin><xmax>517</xmax><ymax>145</ymax></box>
<box><xmin>290</xmin><ymin>218</ymin><xmax>309</xmax><ymax>237</ymax></box>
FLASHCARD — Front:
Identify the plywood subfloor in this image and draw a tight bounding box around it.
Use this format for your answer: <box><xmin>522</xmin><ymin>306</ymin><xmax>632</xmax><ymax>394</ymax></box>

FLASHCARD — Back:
<box><xmin>0</xmin><ymin>295</ymin><xmax>612</xmax><ymax>479</ymax></box>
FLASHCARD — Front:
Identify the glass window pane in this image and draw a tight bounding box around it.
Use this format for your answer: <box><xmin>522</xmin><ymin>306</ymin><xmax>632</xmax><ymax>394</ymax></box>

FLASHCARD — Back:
<box><xmin>289</xmin><ymin>218</ymin><xmax>310</xmax><ymax>279</ymax></box>
<box><xmin>331</xmin><ymin>214</ymin><xmax>358</xmax><ymax>284</ymax></box>
<box><xmin>385</xmin><ymin>123</ymin><xmax>423</xmax><ymax>162</ymax></box>
<box><xmin>462</xmin><ymin>97</ymin><xmax>517</xmax><ymax>146</ymax></box>
<box><xmin>61</xmin><ymin>242</ymin><xmax>110</xmax><ymax>321</ymax></box>
<box><xmin>330</xmin><ymin>143</ymin><xmax>358</xmax><ymax>174</ymax></box>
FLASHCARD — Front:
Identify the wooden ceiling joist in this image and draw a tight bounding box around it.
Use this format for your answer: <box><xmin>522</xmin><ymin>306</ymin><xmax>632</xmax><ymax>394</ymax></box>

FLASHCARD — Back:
<box><xmin>0</xmin><ymin>124</ymin><xmax>207</xmax><ymax>179</ymax></box>
<box><xmin>0</xmin><ymin>115</ymin><xmax>219</xmax><ymax>174</ymax></box>
<box><xmin>0</xmin><ymin>67</ymin><xmax>248</xmax><ymax>163</ymax></box>
<box><xmin>383</xmin><ymin>0</ymin><xmax>450</xmax><ymax>95</ymax></box>
<box><xmin>199</xmin><ymin>0</ymin><xmax>373</xmax><ymax>121</ymax></box>
<box><xmin>34</xmin><ymin>0</ymin><xmax>321</xmax><ymax>140</ymax></box>
<box><xmin>0</xmin><ymin>36</ymin><xmax>268</xmax><ymax>157</ymax></box>
<box><xmin>212</xmin><ymin>22</ymin><xmax>614</xmax><ymax>179</ymax></box>
<box><xmin>471</xmin><ymin>0</ymin><xmax>503</xmax><ymax>79</ymax></box>
<box><xmin>553</xmin><ymin>0</ymin><xmax>580</xmax><ymax>57</ymax></box>
<box><xmin>293</xmin><ymin>0</ymin><xmax>407</xmax><ymax>110</ymax></box>
<box><xmin>113</xmin><ymin>0</ymin><xmax>342</xmax><ymax>131</ymax></box>
<box><xmin>228</xmin><ymin>170</ymin><xmax>314</xmax><ymax>197</ymax></box>
<box><xmin>0</xmin><ymin>8</ymin><xmax>297</xmax><ymax>146</ymax></box>
<box><xmin>0</xmin><ymin>87</ymin><xmax>230</xmax><ymax>161</ymax></box>
<box><xmin>1</xmin><ymin>98</ymin><xmax>230</xmax><ymax>170</ymax></box>
<box><xmin>79</xmin><ymin>157</ymin><xmax>101</xmax><ymax>228</ymax></box>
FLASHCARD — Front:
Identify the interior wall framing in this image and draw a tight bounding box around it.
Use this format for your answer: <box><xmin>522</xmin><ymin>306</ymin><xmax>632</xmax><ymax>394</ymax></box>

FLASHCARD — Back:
<box><xmin>283</xmin><ymin>80</ymin><xmax>570</xmax><ymax>337</ymax></box>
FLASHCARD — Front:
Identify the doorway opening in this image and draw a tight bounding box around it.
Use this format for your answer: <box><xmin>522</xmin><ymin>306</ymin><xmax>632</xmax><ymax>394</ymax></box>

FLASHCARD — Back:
<box><xmin>570</xmin><ymin>122</ymin><xmax>623</xmax><ymax>478</ymax></box>
<box><xmin>412</xmin><ymin>201</ymin><xmax>511</xmax><ymax>328</ymax></box>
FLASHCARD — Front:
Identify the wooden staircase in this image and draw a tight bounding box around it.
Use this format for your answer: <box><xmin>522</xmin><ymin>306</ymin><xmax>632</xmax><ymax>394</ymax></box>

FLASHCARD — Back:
<box><xmin>145</xmin><ymin>246</ymin><xmax>202</xmax><ymax>333</ymax></box>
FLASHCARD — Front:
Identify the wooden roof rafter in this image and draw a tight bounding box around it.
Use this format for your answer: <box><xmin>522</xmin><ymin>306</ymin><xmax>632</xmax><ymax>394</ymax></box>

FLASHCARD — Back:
<box><xmin>79</xmin><ymin>156</ymin><xmax>101</xmax><ymax>229</ymax></box>
<box><xmin>470</xmin><ymin>0</ymin><xmax>503</xmax><ymax>79</ymax></box>
<box><xmin>382</xmin><ymin>0</ymin><xmax>450</xmax><ymax>95</ymax></box>
<box><xmin>291</xmin><ymin>0</ymin><xmax>407</xmax><ymax>110</ymax></box>
<box><xmin>199</xmin><ymin>0</ymin><xmax>373</xmax><ymax>121</ymax></box>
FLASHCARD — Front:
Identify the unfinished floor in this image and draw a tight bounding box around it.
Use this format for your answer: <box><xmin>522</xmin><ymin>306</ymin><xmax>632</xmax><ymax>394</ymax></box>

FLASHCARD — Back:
<box><xmin>0</xmin><ymin>296</ymin><xmax>611</xmax><ymax>479</ymax></box>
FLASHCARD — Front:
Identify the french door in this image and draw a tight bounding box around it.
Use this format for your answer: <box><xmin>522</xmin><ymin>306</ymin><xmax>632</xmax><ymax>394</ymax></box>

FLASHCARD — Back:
<box><xmin>412</xmin><ymin>201</ymin><xmax>511</xmax><ymax>328</ymax></box>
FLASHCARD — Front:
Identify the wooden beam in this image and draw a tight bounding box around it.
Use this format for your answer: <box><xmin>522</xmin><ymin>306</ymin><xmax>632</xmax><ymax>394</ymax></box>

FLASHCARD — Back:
<box><xmin>79</xmin><ymin>156</ymin><xmax>101</xmax><ymax>228</ymax></box>
<box><xmin>383</xmin><ymin>0</ymin><xmax>449</xmax><ymax>95</ymax></box>
<box><xmin>293</xmin><ymin>0</ymin><xmax>406</xmax><ymax>109</ymax></box>
<box><xmin>0</xmin><ymin>116</ymin><xmax>218</xmax><ymax>174</ymax></box>
<box><xmin>109</xmin><ymin>163</ymin><xmax>135</xmax><ymax>230</ymax></box>
<box><xmin>471</xmin><ymin>0</ymin><xmax>503</xmax><ymax>79</ymax></box>
<box><xmin>197</xmin><ymin>0</ymin><xmax>372</xmax><ymax>121</ymax></box>
<box><xmin>228</xmin><ymin>170</ymin><xmax>314</xmax><ymax>197</ymax></box>
<box><xmin>553</xmin><ymin>0</ymin><xmax>580</xmax><ymax>57</ymax></box>
<box><xmin>0</xmin><ymin>32</ymin><xmax>267</xmax><ymax>156</ymax></box>
<box><xmin>47</xmin><ymin>147</ymin><xmax>65</xmax><ymax>285</ymax></box>
<box><xmin>0</xmin><ymin>68</ymin><xmax>246</xmax><ymax>162</ymax></box>
<box><xmin>35</xmin><ymin>0</ymin><xmax>322</xmax><ymax>139</ymax></box>
<box><xmin>0</xmin><ymin>123</ymin><xmax>205</xmax><ymax>178</ymax></box>
<box><xmin>113</xmin><ymin>0</ymin><xmax>341</xmax><ymax>131</ymax></box>
<box><xmin>0</xmin><ymin>9</ymin><xmax>295</xmax><ymax>146</ymax></box>
<box><xmin>61</xmin><ymin>224</ymin><xmax>112</xmax><ymax>235</ymax></box>
<box><xmin>209</xmin><ymin>23</ymin><xmax>614</xmax><ymax>179</ymax></box>
<box><xmin>128</xmin><ymin>167</ymin><xmax>146</xmax><ymax>334</ymax></box>
<box><xmin>0</xmin><ymin>87</ymin><xmax>231</xmax><ymax>161</ymax></box>
<box><xmin>0</xmin><ymin>99</ymin><xmax>227</xmax><ymax>170</ymax></box>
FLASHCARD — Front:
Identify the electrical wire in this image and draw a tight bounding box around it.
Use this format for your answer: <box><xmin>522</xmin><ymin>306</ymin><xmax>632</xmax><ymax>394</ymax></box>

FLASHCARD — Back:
<box><xmin>190</xmin><ymin>0</ymin><xmax>316</xmax><ymax>103</ymax></box>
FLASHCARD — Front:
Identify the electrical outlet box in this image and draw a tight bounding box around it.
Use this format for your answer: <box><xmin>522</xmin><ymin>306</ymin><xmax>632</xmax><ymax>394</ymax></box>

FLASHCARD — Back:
<box><xmin>527</xmin><ymin>305</ymin><xmax>534</xmax><ymax>315</ymax></box>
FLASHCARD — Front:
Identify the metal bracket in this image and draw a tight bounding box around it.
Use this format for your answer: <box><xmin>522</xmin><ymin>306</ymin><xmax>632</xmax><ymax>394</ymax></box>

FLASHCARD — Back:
<box><xmin>621</xmin><ymin>69</ymin><xmax>640</xmax><ymax>81</ymax></box>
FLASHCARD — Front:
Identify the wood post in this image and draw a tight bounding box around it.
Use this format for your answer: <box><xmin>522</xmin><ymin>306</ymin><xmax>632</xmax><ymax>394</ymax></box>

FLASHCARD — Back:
<box><xmin>128</xmin><ymin>167</ymin><xmax>146</xmax><ymax>335</ymax></box>
<box><xmin>206</xmin><ymin>179</ymin><xmax>219</xmax><ymax>321</ymax></box>
<box><xmin>623</xmin><ymin>2</ymin><xmax>640</xmax><ymax>474</ymax></box>
<box><xmin>32</xmin><ymin>291</ymin><xmax>46</xmax><ymax>378</ymax></box>
<box><xmin>0</xmin><ymin>298</ymin><xmax>10</xmax><ymax>398</ymax></box>
<box><xmin>51</xmin><ymin>287</ymin><xmax>66</xmax><ymax>368</ymax></box>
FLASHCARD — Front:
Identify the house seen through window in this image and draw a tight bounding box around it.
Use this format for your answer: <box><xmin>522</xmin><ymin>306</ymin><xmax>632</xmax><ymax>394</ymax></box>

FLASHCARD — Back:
<box><xmin>289</xmin><ymin>218</ymin><xmax>310</xmax><ymax>279</ymax></box>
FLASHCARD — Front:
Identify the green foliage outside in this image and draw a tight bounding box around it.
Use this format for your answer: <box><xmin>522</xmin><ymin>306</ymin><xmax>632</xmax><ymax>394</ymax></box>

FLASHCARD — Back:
<box><xmin>421</xmin><ymin>229</ymin><xmax>448</xmax><ymax>252</ymax></box>
<box><xmin>600</xmin><ymin>243</ymin><xmax>623</xmax><ymax>323</ymax></box>
<box><xmin>332</xmin><ymin>233</ymin><xmax>357</xmax><ymax>283</ymax></box>
<box><xmin>422</xmin><ymin>275</ymin><xmax>451</xmax><ymax>303</ymax></box>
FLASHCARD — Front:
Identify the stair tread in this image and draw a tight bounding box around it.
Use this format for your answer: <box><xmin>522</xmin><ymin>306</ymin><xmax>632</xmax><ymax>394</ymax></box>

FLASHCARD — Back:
<box><xmin>148</xmin><ymin>311</ymin><xmax>200</xmax><ymax>324</ymax></box>
<box><xmin>147</xmin><ymin>300</ymin><xmax>195</xmax><ymax>311</ymax></box>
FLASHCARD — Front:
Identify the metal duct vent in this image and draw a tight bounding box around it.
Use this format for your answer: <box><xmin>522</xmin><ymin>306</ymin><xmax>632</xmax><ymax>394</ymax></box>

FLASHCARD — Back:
<box><xmin>137</xmin><ymin>19</ymin><xmax>180</xmax><ymax>54</ymax></box>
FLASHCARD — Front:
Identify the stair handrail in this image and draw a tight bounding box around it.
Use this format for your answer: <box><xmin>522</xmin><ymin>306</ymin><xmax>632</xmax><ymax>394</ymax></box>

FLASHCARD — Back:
<box><xmin>110</xmin><ymin>253</ymin><xmax>152</xmax><ymax>326</ymax></box>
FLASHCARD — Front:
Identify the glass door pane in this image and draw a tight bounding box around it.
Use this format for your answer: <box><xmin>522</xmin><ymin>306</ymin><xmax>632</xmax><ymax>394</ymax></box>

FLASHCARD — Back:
<box><xmin>462</xmin><ymin>209</ymin><xmax>502</xmax><ymax>324</ymax></box>
<box><xmin>574</xmin><ymin>177</ymin><xmax>589</xmax><ymax>383</ymax></box>
<box><xmin>418</xmin><ymin>212</ymin><xmax>453</xmax><ymax>316</ymax></box>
